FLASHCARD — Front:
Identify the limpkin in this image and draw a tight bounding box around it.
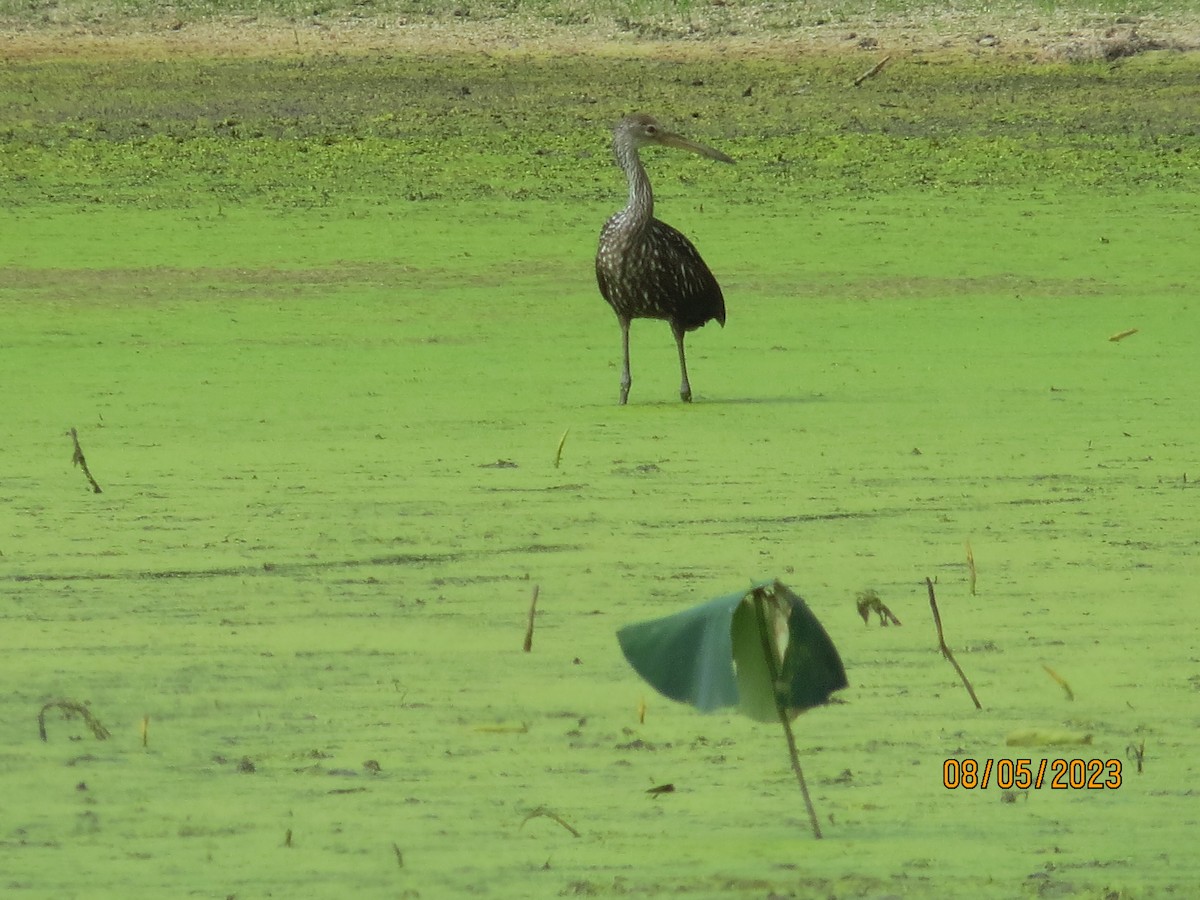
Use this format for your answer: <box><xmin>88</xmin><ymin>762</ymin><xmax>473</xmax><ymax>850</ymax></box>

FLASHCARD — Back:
<box><xmin>595</xmin><ymin>113</ymin><xmax>734</xmax><ymax>405</ymax></box>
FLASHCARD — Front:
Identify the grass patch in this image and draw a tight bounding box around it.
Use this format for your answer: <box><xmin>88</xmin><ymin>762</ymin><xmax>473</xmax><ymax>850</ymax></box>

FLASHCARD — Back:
<box><xmin>2</xmin><ymin>52</ymin><xmax>1196</xmax><ymax>211</ymax></box>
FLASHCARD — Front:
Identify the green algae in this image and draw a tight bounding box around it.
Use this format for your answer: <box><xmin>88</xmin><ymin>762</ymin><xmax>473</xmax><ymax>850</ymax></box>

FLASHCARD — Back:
<box><xmin>2</xmin><ymin>34</ymin><xmax>1199</xmax><ymax>900</ymax></box>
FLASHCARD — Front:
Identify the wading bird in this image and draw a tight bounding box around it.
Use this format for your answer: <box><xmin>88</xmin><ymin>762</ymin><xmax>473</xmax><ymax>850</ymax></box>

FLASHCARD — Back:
<box><xmin>595</xmin><ymin>114</ymin><xmax>734</xmax><ymax>405</ymax></box>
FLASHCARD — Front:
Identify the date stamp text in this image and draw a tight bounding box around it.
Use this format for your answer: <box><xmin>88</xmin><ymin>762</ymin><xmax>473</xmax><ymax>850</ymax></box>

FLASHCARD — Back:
<box><xmin>943</xmin><ymin>758</ymin><xmax>1122</xmax><ymax>790</ymax></box>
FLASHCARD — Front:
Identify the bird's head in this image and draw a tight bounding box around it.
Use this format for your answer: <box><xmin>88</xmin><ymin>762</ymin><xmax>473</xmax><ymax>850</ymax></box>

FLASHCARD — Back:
<box><xmin>614</xmin><ymin>114</ymin><xmax>735</xmax><ymax>164</ymax></box>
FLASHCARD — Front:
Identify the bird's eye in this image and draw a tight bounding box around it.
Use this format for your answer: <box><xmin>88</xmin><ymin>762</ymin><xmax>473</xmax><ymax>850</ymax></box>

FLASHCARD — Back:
<box><xmin>645</xmin><ymin>125</ymin><xmax>657</xmax><ymax>135</ymax></box>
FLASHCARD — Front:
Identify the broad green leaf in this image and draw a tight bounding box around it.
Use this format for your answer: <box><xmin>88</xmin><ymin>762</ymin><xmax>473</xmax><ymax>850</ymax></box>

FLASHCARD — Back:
<box><xmin>617</xmin><ymin>580</ymin><xmax>847</xmax><ymax>721</ymax></box>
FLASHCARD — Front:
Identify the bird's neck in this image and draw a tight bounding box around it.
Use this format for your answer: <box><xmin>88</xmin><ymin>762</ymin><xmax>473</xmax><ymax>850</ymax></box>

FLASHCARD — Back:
<box><xmin>615</xmin><ymin>140</ymin><xmax>653</xmax><ymax>232</ymax></box>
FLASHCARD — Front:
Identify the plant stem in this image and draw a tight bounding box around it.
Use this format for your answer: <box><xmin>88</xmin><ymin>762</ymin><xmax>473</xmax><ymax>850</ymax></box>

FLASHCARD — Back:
<box><xmin>752</xmin><ymin>588</ymin><xmax>823</xmax><ymax>839</ymax></box>
<box><xmin>925</xmin><ymin>577</ymin><xmax>982</xmax><ymax>709</ymax></box>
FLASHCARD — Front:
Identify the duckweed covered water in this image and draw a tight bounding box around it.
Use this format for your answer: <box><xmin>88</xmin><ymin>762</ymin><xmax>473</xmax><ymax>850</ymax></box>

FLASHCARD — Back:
<box><xmin>2</xmin><ymin>30</ymin><xmax>1198</xmax><ymax>899</ymax></box>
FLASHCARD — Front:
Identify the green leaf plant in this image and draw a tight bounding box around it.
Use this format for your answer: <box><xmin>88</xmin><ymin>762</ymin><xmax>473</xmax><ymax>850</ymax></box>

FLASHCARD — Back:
<box><xmin>618</xmin><ymin>580</ymin><xmax>847</xmax><ymax>838</ymax></box>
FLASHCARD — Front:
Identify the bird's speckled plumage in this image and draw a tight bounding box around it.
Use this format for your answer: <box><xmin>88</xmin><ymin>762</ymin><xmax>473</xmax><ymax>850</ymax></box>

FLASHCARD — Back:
<box><xmin>595</xmin><ymin>113</ymin><xmax>733</xmax><ymax>404</ymax></box>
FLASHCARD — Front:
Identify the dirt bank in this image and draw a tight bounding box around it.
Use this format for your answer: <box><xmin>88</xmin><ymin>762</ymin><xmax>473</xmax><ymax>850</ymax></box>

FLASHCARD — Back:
<box><xmin>2</xmin><ymin>8</ymin><xmax>1198</xmax><ymax>63</ymax></box>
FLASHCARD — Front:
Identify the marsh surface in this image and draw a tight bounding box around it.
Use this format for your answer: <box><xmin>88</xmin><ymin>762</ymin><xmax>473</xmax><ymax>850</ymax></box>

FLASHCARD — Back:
<box><xmin>2</xmin><ymin>16</ymin><xmax>1198</xmax><ymax>898</ymax></box>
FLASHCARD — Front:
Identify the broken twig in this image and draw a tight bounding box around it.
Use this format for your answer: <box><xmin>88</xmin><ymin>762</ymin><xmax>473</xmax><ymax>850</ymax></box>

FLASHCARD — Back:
<box><xmin>1126</xmin><ymin>740</ymin><xmax>1145</xmax><ymax>774</ymax></box>
<box><xmin>853</xmin><ymin>54</ymin><xmax>892</xmax><ymax>86</ymax></box>
<box><xmin>67</xmin><ymin>428</ymin><xmax>103</xmax><ymax>493</ymax></box>
<box><xmin>965</xmin><ymin>541</ymin><xmax>977</xmax><ymax>596</ymax></box>
<box><xmin>523</xmin><ymin>584</ymin><xmax>540</xmax><ymax>652</ymax></box>
<box><xmin>1042</xmin><ymin>664</ymin><xmax>1074</xmax><ymax>701</ymax></box>
<box><xmin>520</xmin><ymin>806</ymin><xmax>580</xmax><ymax>837</ymax></box>
<box><xmin>38</xmin><ymin>699</ymin><xmax>111</xmax><ymax>742</ymax></box>
<box><xmin>554</xmin><ymin>428</ymin><xmax>569</xmax><ymax>469</ymax></box>
<box><xmin>856</xmin><ymin>589</ymin><xmax>902</xmax><ymax>626</ymax></box>
<box><xmin>925</xmin><ymin>578</ymin><xmax>981</xmax><ymax>709</ymax></box>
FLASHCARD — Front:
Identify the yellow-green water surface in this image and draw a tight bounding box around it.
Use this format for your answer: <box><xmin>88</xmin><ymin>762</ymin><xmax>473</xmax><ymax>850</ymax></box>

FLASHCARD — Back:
<box><xmin>2</xmin><ymin>26</ymin><xmax>1198</xmax><ymax>899</ymax></box>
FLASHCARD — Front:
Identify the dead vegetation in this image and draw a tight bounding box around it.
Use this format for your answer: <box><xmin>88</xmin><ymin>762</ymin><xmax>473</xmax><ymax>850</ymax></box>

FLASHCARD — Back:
<box><xmin>1043</xmin><ymin>24</ymin><xmax>1190</xmax><ymax>62</ymax></box>
<box><xmin>37</xmin><ymin>699</ymin><xmax>111</xmax><ymax>742</ymax></box>
<box><xmin>0</xmin><ymin>7</ymin><xmax>1196</xmax><ymax>63</ymax></box>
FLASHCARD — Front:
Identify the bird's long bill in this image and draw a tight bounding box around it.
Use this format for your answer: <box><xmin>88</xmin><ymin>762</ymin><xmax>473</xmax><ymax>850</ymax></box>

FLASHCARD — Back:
<box><xmin>658</xmin><ymin>131</ymin><xmax>735</xmax><ymax>164</ymax></box>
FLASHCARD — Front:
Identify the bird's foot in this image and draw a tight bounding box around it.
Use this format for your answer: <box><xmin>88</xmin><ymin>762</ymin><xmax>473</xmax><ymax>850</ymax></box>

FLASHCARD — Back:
<box><xmin>680</xmin><ymin>386</ymin><xmax>692</xmax><ymax>403</ymax></box>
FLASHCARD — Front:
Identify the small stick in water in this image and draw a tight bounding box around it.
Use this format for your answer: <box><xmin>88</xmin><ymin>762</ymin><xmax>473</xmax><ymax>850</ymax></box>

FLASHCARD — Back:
<box><xmin>554</xmin><ymin>428</ymin><xmax>569</xmax><ymax>469</ymax></box>
<box><xmin>523</xmin><ymin>584</ymin><xmax>540</xmax><ymax>652</ymax></box>
<box><xmin>925</xmin><ymin>578</ymin><xmax>982</xmax><ymax>709</ymax></box>
<box><xmin>38</xmin><ymin>699</ymin><xmax>111</xmax><ymax>742</ymax></box>
<box><xmin>965</xmin><ymin>541</ymin><xmax>977</xmax><ymax>596</ymax></box>
<box><xmin>1042</xmin><ymin>664</ymin><xmax>1074</xmax><ymax>701</ymax></box>
<box><xmin>67</xmin><ymin>427</ymin><xmax>103</xmax><ymax>493</ymax></box>
<box><xmin>521</xmin><ymin>807</ymin><xmax>580</xmax><ymax>838</ymax></box>
<box><xmin>856</xmin><ymin>589</ymin><xmax>902</xmax><ymax>626</ymax></box>
<box><xmin>1126</xmin><ymin>740</ymin><xmax>1145</xmax><ymax>774</ymax></box>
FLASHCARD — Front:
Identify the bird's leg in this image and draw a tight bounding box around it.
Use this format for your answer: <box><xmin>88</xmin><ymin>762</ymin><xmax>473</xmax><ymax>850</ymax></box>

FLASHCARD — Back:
<box><xmin>619</xmin><ymin>316</ymin><xmax>632</xmax><ymax>405</ymax></box>
<box><xmin>672</xmin><ymin>324</ymin><xmax>692</xmax><ymax>403</ymax></box>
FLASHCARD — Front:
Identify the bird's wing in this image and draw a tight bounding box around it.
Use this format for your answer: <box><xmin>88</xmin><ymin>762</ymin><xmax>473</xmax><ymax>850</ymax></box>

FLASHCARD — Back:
<box><xmin>643</xmin><ymin>219</ymin><xmax>726</xmax><ymax>330</ymax></box>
